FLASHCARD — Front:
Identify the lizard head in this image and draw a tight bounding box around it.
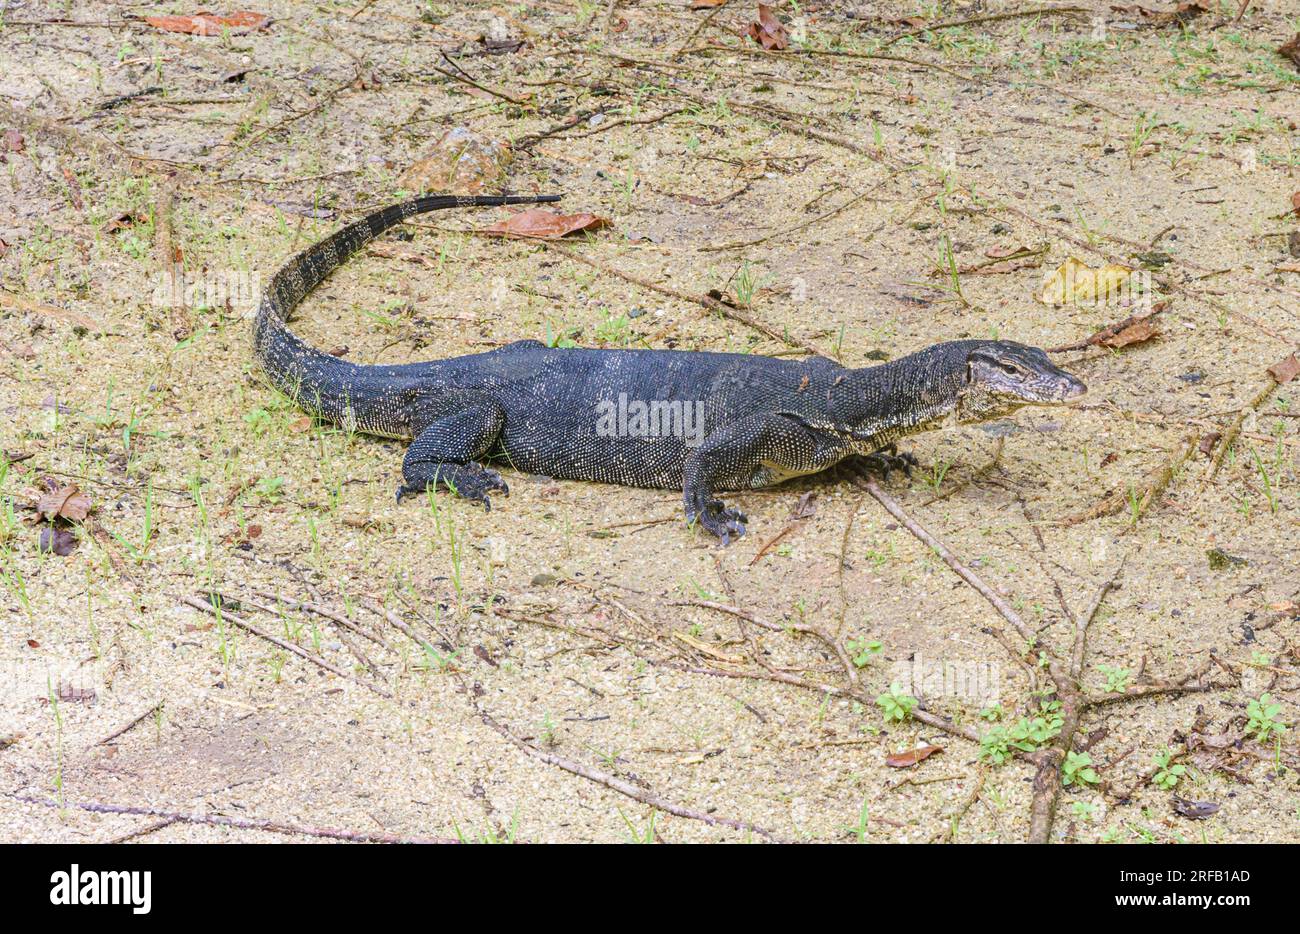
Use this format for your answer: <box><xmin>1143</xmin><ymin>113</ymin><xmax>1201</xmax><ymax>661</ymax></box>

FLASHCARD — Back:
<box><xmin>955</xmin><ymin>341</ymin><xmax>1086</xmax><ymax>422</ymax></box>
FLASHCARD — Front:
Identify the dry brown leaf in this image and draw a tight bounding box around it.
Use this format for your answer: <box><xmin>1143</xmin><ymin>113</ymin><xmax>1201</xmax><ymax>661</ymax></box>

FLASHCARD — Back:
<box><xmin>482</xmin><ymin>209</ymin><xmax>610</xmax><ymax>240</ymax></box>
<box><xmin>746</xmin><ymin>4</ymin><xmax>789</xmax><ymax>51</ymax></box>
<box><xmin>1193</xmin><ymin>730</ymin><xmax>1240</xmax><ymax>751</ymax></box>
<box><xmin>1109</xmin><ymin>1</ymin><xmax>1210</xmax><ymax>27</ymax></box>
<box><xmin>1268</xmin><ymin>353</ymin><xmax>1300</xmax><ymax>385</ymax></box>
<box><xmin>103</xmin><ymin>211</ymin><xmax>144</xmax><ymax>233</ymax></box>
<box><xmin>38</xmin><ymin>527</ymin><xmax>77</xmax><ymax>556</ymax></box>
<box><xmin>288</xmin><ymin>415</ymin><xmax>313</xmax><ymax>433</ymax></box>
<box><xmin>690</xmin><ymin>0</ymin><xmax>729</xmax><ymax>8</ymax></box>
<box><xmin>37</xmin><ymin>484</ymin><xmax>92</xmax><ymax>522</ymax></box>
<box><xmin>1100</xmin><ymin>319</ymin><xmax>1159</xmax><ymax>348</ymax></box>
<box><xmin>143</xmin><ymin>12</ymin><xmax>272</xmax><ymax>36</ymax></box>
<box><xmin>886</xmin><ymin>745</ymin><xmax>942</xmax><ymax>768</ymax></box>
<box><xmin>985</xmin><ymin>244</ymin><xmax>1032</xmax><ymax>258</ymax></box>
<box><xmin>3</xmin><ymin>129</ymin><xmax>25</xmax><ymax>153</ymax></box>
<box><xmin>1280</xmin><ymin>33</ymin><xmax>1300</xmax><ymax>71</ymax></box>
<box><xmin>1290</xmin><ymin>191</ymin><xmax>1300</xmax><ymax>216</ymax></box>
<box><xmin>1172</xmin><ymin>797</ymin><xmax>1220</xmax><ymax>820</ymax></box>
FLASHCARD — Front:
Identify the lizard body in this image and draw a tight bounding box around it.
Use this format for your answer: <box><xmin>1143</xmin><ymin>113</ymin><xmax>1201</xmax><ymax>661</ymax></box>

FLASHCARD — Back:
<box><xmin>254</xmin><ymin>195</ymin><xmax>1086</xmax><ymax>542</ymax></box>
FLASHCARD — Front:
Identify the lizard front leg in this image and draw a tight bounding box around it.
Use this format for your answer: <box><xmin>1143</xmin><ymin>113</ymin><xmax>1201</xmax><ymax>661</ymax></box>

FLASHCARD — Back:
<box><xmin>396</xmin><ymin>402</ymin><xmax>508</xmax><ymax>509</ymax></box>
<box><xmin>842</xmin><ymin>444</ymin><xmax>918</xmax><ymax>480</ymax></box>
<box><xmin>682</xmin><ymin>413</ymin><xmax>831</xmax><ymax>545</ymax></box>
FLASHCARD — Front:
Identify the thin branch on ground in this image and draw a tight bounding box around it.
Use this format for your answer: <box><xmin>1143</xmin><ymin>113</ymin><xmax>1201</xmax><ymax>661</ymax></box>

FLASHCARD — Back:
<box><xmin>92</xmin><ymin>701</ymin><xmax>162</xmax><ymax>748</ymax></box>
<box><xmin>543</xmin><ymin>241</ymin><xmax>827</xmax><ymax>357</ymax></box>
<box><xmin>366</xmin><ymin>599</ymin><xmax>782</xmax><ymax>840</ymax></box>
<box><xmin>878</xmin><ymin>6</ymin><xmax>1090</xmax><ymax>49</ymax></box>
<box><xmin>11</xmin><ymin>794</ymin><xmax>458</xmax><ymax>844</ymax></box>
<box><xmin>177</xmin><ymin>594</ymin><xmax>391</xmax><ymax>698</ymax></box>
<box><xmin>850</xmin><ymin>475</ymin><xmax>1040</xmax><ymax>649</ymax></box>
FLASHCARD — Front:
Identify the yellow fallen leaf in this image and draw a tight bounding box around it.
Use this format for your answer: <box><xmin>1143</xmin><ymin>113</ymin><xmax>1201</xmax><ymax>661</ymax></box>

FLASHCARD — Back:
<box><xmin>1039</xmin><ymin>257</ymin><xmax>1136</xmax><ymax>305</ymax></box>
<box><xmin>671</xmin><ymin>631</ymin><xmax>744</xmax><ymax>664</ymax></box>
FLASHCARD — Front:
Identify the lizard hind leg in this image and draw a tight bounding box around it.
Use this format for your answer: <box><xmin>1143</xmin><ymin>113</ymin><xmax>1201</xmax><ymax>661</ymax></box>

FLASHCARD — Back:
<box><xmin>396</xmin><ymin>403</ymin><xmax>508</xmax><ymax>509</ymax></box>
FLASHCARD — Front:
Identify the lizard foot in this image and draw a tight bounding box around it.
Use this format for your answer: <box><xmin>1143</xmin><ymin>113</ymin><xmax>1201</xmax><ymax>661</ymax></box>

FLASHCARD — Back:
<box><xmin>685</xmin><ymin>497</ymin><xmax>748</xmax><ymax>546</ymax></box>
<box><xmin>396</xmin><ymin>465</ymin><xmax>509</xmax><ymax>510</ymax></box>
<box><xmin>844</xmin><ymin>447</ymin><xmax>918</xmax><ymax>480</ymax></box>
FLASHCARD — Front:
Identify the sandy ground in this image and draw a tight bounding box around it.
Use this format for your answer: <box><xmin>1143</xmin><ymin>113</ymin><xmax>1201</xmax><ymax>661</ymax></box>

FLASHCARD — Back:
<box><xmin>1</xmin><ymin>0</ymin><xmax>1297</xmax><ymax>843</ymax></box>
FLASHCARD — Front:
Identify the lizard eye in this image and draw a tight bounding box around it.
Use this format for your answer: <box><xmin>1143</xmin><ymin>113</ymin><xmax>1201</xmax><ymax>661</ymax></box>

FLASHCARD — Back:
<box><xmin>999</xmin><ymin>362</ymin><xmax>1021</xmax><ymax>376</ymax></box>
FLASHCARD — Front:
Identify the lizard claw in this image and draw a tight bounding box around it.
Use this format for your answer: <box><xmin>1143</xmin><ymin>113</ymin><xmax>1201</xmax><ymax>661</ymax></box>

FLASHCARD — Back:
<box><xmin>686</xmin><ymin>498</ymin><xmax>748</xmax><ymax>545</ymax></box>
<box><xmin>846</xmin><ymin>448</ymin><xmax>918</xmax><ymax>480</ymax></box>
<box><xmin>395</xmin><ymin>466</ymin><xmax>509</xmax><ymax>507</ymax></box>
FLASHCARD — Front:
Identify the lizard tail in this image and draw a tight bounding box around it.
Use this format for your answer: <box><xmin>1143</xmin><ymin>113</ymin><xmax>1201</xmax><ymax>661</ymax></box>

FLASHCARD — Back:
<box><xmin>253</xmin><ymin>193</ymin><xmax>561</xmax><ymax>400</ymax></box>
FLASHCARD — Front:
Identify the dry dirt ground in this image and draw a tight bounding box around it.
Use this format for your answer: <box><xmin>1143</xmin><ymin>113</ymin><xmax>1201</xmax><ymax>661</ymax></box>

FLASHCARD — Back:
<box><xmin>1</xmin><ymin>0</ymin><xmax>1298</xmax><ymax>844</ymax></box>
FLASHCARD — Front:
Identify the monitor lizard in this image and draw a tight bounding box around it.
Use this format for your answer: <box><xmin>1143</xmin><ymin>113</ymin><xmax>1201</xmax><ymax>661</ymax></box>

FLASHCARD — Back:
<box><xmin>253</xmin><ymin>194</ymin><xmax>1086</xmax><ymax>543</ymax></box>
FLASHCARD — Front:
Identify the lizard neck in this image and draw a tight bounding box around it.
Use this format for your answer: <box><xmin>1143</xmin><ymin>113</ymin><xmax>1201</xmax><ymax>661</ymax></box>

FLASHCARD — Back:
<box><xmin>835</xmin><ymin>341</ymin><xmax>980</xmax><ymax>450</ymax></box>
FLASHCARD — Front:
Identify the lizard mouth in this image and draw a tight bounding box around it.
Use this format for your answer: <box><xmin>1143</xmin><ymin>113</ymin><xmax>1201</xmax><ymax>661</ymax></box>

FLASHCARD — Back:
<box><xmin>1059</xmin><ymin>374</ymin><xmax>1088</xmax><ymax>403</ymax></box>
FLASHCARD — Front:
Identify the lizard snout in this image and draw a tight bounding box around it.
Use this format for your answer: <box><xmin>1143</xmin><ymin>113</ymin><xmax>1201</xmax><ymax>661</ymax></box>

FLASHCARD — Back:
<box><xmin>1060</xmin><ymin>373</ymin><xmax>1087</xmax><ymax>402</ymax></box>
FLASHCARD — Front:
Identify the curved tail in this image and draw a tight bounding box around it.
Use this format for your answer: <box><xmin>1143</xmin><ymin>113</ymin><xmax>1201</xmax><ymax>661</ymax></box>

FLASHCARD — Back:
<box><xmin>253</xmin><ymin>193</ymin><xmax>561</xmax><ymax>404</ymax></box>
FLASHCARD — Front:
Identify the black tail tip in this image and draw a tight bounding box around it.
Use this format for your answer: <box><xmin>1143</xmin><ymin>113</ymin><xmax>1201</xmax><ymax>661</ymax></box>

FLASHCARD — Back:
<box><xmin>497</xmin><ymin>193</ymin><xmax>562</xmax><ymax>206</ymax></box>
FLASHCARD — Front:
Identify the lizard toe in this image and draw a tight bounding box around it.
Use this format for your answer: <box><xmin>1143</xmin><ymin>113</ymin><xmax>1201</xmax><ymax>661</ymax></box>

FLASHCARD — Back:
<box><xmin>482</xmin><ymin>470</ymin><xmax>509</xmax><ymax>496</ymax></box>
<box><xmin>848</xmin><ymin>450</ymin><xmax>918</xmax><ymax>480</ymax></box>
<box><xmin>395</xmin><ymin>481</ymin><xmax>423</xmax><ymax>504</ymax></box>
<box><xmin>692</xmin><ymin>499</ymin><xmax>747</xmax><ymax>544</ymax></box>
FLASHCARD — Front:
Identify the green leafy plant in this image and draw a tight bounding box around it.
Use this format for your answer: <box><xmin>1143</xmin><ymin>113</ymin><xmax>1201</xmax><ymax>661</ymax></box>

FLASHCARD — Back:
<box><xmin>1151</xmin><ymin>748</ymin><xmax>1186</xmax><ymax>791</ymax></box>
<box><xmin>1246</xmin><ymin>693</ymin><xmax>1287</xmax><ymax>743</ymax></box>
<box><xmin>846</xmin><ymin>636</ymin><xmax>882</xmax><ymax>668</ymax></box>
<box><xmin>253</xmin><ymin>476</ymin><xmax>285</xmax><ymax>502</ymax></box>
<box><xmin>1062</xmin><ymin>751</ymin><xmax>1099</xmax><ymax>788</ymax></box>
<box><xmin>1098</xmin><ymin>665</ymin><xmax>1133</xmax><ymax>694</ymax></box>
<box><xmin>980</xmin><ymin>700</ymin><xmax>1063</xmax><ymax>764</ymax></box>
<box><xmin>875</xmin><ymin>684</ymin><xmax>917</xmax><ymax>723</ymax></box>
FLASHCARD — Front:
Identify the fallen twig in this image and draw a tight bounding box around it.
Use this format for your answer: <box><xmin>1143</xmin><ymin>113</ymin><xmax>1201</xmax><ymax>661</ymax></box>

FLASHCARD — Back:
<box><xmin>851</xmin><ymin>475</ymin><xmax>1039</xmax><ymax>648</ymax></box>
<box><xmin>93</xmin><ymin>701</ymin><xmax>162</xmax><ymax>747</ymax></box>
<box><xmin>11</xmin><ymin>794</ymin><xmax>457</xmax><ymax>844</ymax></box>
<box><xmin>1026</xmin><ymin>562</ymin><xmax>1124</xmax><ymax>844</ymax></box>
<box><xmin>878</xmin><ymin>6</ymin><xmax>1089</xmax><ymax>49</ymax></box>
<box><xmin>1206</xmin><ymin>377</ymin><xmax>1283</xmax><ymax>481</ymax></box>
<box><xmin>366</xmin><ymin>597</ymin><xmax>782</xmax><ymax>840</ymax></box>
<box><xmin>1066</xmin><ymin>432</ymin><xmax>1199</xmax><ymax>525</ymax></box>
<box><xmin>0</xmin><ymin>288</ymin><xmax>103</xmax><ymax>331</ymax></box>
<box><xmin>474</xmin><ymin>702</ymin><xmax>784</xmax><ymax>841</ymax></box>
<box><xmin>543</xmin><ymin>241</ymin><xmax>826</xmax><ymax>357</ymax></box>
<box><xmin>177</xmin><ymin>594</ymin><xmax>391</xmax><ymax>697</ymax></box>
